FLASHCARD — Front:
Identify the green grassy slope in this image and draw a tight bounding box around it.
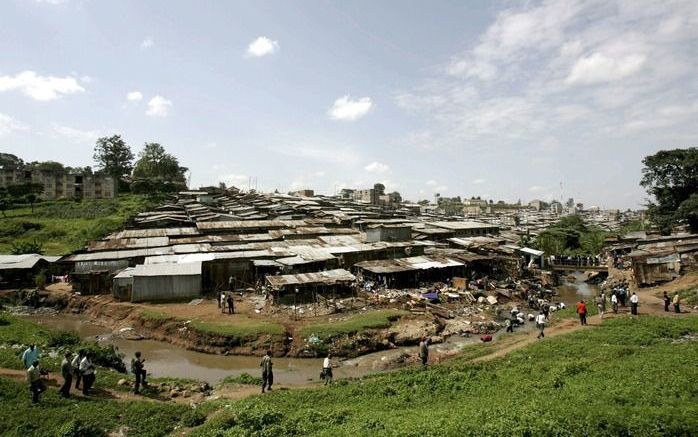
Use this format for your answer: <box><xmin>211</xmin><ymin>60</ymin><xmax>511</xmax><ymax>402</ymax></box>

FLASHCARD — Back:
<box><xmin>0</xmin><ymin>195</ymin><xmax>154</xmax><ymax>255</ymax></box>
<box><xmin>192</xmin><ymin>316</ymin><xmax>698</xmax><ymax>437</ymax></box>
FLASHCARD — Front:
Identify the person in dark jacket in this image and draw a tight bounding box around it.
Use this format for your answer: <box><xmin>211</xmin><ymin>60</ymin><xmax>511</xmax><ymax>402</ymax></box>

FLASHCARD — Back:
<box><xmin>261</xmin><ymin>350</ymin><xmax>273</xmax><ymax>393</ymax></box>
<box><xmin>418</xmin><ymin>337</ymin><xmax>429</xmax><ymax>366</ymax></box>
<box><xmin>60</xmin><ymin>352</ymin><xmax>73</xmax><ymax>398</ymax></box>
<box><xmin>131</xmin><ymin>351</ymin><xmax>147</xmax><ymax>394</ymax></box>
<box><xmin>663</xmin><ymin>291</ymin><xmax>671</xmax><ymax>312</ymax></box>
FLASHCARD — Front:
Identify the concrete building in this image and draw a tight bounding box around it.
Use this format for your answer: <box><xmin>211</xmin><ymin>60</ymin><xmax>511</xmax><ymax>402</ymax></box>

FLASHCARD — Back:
<box><xmin>0</xmin><ymin>168</ymin><xmax>117</xmax><ymax>200</ymax></box>
<box><xmin>351</xmin><ymin>183</ymin><xmax>401</xmax><ymax>207</ymax></box>
<box><xmin>550</xmin><ymin>201</ymin><xmax>563</xmax><ymax>215</ymax></box>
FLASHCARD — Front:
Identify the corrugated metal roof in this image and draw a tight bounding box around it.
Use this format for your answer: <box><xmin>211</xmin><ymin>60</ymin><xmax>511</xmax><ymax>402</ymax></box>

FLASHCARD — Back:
<box><xmin>266</xmin><ymin>269</ymin><xmax>356</xmax><ymax>288</ymax></box>
<box><xmin>0</xmin><ymin>254</ymin><xmax>53</xmax><ymax>270</ymax></box>
<box><xmin>428</xmin><ymin>221</ymin><xmax>499</xmax><ymax>230</ymax></box>
<box><xmin>196</xmin><ymin>220</ymin><xmax>307</xmax><ymax>230</ymax></box>
<box><xmin>355</xmin><ymin>256</ymin><xmax>464</xmax><ymax>274</ymax></box>
<box><xmin>133</xmin><ymin>262</ymin><xmax>202</xmax><ymax>277</ymax></box>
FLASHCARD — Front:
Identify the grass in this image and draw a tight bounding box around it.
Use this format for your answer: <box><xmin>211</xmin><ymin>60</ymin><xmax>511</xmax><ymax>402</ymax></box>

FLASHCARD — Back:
<box><xmin>220</xmin><ymin>373</ymin><xmax>263</xmax><ymax>386</ymax></box>
<box><xmin>0</xmin><ymin>194</ymin><xmax>154</xmax><ymax>255</ymax></box>
<box><xmin>190</xmin><ymin>315</ymin><xmax>698</xmax><ymax>436</ymax></box>
<box><xmin>300</xmin><ymin>309</ymin><xmax>407</xmax><ymax>339</ymax></box>
<box><xmin>138</xmin><ymin>310</ymin><xmax>285</xmax><ymax>340</ymax></box>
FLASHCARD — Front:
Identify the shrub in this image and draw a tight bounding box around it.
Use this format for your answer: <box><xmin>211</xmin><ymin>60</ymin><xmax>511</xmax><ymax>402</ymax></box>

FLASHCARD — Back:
<box><xmin>81</xmin><ymin>343</ymin><xmax>126</xmax><ymax>373</ymax></box>
<box><xmin>47</xmin><ymin>330</ymin><xmax>81</xmax><ymax>348</ymax></box>
<box><xmin>55</xmin><ymin>420</ymin><xmax>106</xmax><ymax>437</ymax></box>
<box><xmin>221</xmin><ymin>373</ymin><xmax>263</xmax><ymax>386</ymax></box>
<box><xmin>180</xmin><ymin>409</ymin><xmax>207</xmax><ymax>427</ymax></box>
<box><xmin>10</xmin><ymin>239</ymin><xmax>43</xmax><ymax>255</ymax></box>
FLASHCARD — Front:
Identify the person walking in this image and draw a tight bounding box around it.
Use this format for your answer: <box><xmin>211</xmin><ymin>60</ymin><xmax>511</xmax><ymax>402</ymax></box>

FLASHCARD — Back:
<box><xmin>131</xmin><ymin>351</ymin><xmax>147</xmax><ymax>394</ymax></box>
<box><xmin>596</xmin><ymin>294</ymin><xmax>605</xmax><ymax>319</ymax></box>
<box><xmin>630</xmin><ymin>292</ymin><xmax>639</xmax><ymax>315</ymax></box>
<box><xmin>536</xmin><ymin>311</ymin><xmax>546</xmax><ymax>339</ymax></box>
<box><xmin>80</xmin><ymin>352</ymin><xmax>96</xmax><ymax>396</ymax></box>
<box><xmin>418</xmin><ymin>337</ymin><xmax>429</xmax><ymax>366</ymax></box>
<box><xmin>663</xmin><ymin>292</ymin><xmax>671</xmax><ymax>312</ymax></box>
<box><xmin>60</xmin><ymin>352</ymin><xmax>73</xmax><ymax>398</ymax></box>
<box><xmin>21</xmin><ymin>344</ymin><xmax>40</xmax><ymax>369</ymax></box>
<box><xmin>542</xmin><ymin>302</ymin><xmax>550</xmax><ymax>321</ymax></box>
<box><xmin>576</xmin><ymin>300</ymin><xmax>588</xmax><ymax>326</ymax></box>
<box><xmin>322</xmin><ymin>354</ymin><xmax>333</xmax><ymax>386</ymax></box>
<box><xmin>72</xmin><ymin>349</ymin><xmax>85</xmax><ymax>390</ymax></box>
<box><xmin>220</xmin><ymin>292</ymin><xmax>227</xmax><ymax>314</ymax></box>
<box><xmin>261</xmin><ymin>350</ymin><xmax>273</xmax><ymax>393</ymax></box>
<box><xmin>673</xmin><ymin>293</ymin><xmax>681</xmax><ymax>314</ymax></box>
<box><xmin>26</xmin><ymin>360</ymin><xmax>46</xmax><ymax>403</ymax></box>
<box><xmin>611</xmin><ymin>293</ymin><xmax>618</xmax><ymax>314</ymax></box>
<box><xmin>227</xmin><ymin>294</ymin><xmax>235</xmax><ymax>315</ymax></box>
<box><xmin>505</xmin><ymin>317</ymin><xmax>514</xmax><ymax>333</ymax></box>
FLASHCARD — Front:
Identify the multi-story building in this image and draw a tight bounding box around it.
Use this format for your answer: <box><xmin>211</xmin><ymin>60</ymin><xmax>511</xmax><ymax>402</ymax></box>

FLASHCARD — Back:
<box><xmin>0</xmin><ymin>168</ymin><xmax>117</xmax><ymax>200</ymax></box>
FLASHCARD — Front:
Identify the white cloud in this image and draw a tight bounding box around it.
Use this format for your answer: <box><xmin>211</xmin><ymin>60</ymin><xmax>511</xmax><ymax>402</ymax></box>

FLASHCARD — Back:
<box><xmin>328</xmin><ymin>95</ymin><xmax>373</xmax><ymax>121</ymax></box>
<box><xmin>566</xmin><ymin>52</ymin><xmax>646</xmax><ymax>85</ymax></box>
<box><xmin>126</xmin><ymin>91</ymin><xmax>143</xmax><ymax>101</ymax></box>
<box><xmin>146</xmin><ymin>95</ymin><xmax>172</xmax><ymax>117</ymax></box>
<box><xmin>221</xmin><ymin>173</ymin><xmax>248</xmax><ymax>188</ymax></box>
<box><xmin>0</xmin><ymin>71</ymin><xmax>85</xmax><ymax>101</ymax></box>
<box><xmin>0</xmin><ymin>113</ymin><xmax>28</xmax><ymax>136</ymax></box>
<box><xmin>35</xmin><ymin>0</ymin><xmax>69</xmax><ymax>4</ymax></box>
<box><xmin>364</xmin><ymin>161</ymin><xmax>390</xmax><ymax>174</ymax></box>
<box><xmin>395</xmin><ymin>0</ymin><xmax>698</xmax><ymax>155</ymax></box>
<box><xmin>529</xmin><ymin>185</ymin><xmax>545</xmax><ymax>192</ymax></box>
<box><xmin>141</xmin><ymin>37</ymin><xmax>154</xmax><ymax>49</ymax></box>
<box><xmin>52</xmin><ymin>124</ymin><xmax>100</xmax><ymax>143</ymax></box>
<box><xmin>246</xmin><ymin>36</ymin><xmax>279</xmax><ymax>57</ymax></box>
<box><xmin>472</xmin><ymin>178</ymin><xmax>486</xmax><ymax>184</ymax></box>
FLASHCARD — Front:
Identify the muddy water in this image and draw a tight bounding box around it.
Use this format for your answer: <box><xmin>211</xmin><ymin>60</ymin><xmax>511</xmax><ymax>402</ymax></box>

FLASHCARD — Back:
<box><xmin>22</xmin><ymin>314</ymin><xmax>479</xmax><ymax>384</ymax></box>
<box><xmin>556</xmin><ymin>271</ymin><xmax>601</xmax><ymax>304</ymax></box>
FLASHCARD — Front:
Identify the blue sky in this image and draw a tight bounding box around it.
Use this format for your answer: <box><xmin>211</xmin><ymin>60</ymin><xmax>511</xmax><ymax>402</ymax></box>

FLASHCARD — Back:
<box><xmin>1</xmin><ymin>0</ymin><xmax>696</xmax><ymax>209</ymax></box>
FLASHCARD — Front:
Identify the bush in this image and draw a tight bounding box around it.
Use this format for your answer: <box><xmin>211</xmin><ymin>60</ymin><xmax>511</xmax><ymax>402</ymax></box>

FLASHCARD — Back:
<box><xmin>10</xmin><ymin>239</ymin><xmax>43</xmax><ymax>255</ymax></box>
<box><xmin>180</xmin><ymin>409</ymin><xmax>207</xmax><ymax>428</ymax></box>
<box><xmin>221</xmin><ymin>373</ymin><xmax>263</xmax><ymax>386</ymax></box>
<box><xmin>55</xmin><ymin>419</ymin><xmax>106</xmax><ymax>437</ymax></box>
<box><xmin>81</xmin><ymin>343</ymin><xmax>126</xmax><ymax>373</ymax></box>
<box><xmin>47</xmin><ymin>330</ymin><xmax>81</xmax><ymax>348</ymax></box>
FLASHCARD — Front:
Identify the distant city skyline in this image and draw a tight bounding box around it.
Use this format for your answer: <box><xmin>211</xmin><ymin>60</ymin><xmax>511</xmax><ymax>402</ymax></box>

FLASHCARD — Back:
<box><xmin>1</xmin><ymin>0</ymin><xmax>696</xmax><ymax>209</ymax></box>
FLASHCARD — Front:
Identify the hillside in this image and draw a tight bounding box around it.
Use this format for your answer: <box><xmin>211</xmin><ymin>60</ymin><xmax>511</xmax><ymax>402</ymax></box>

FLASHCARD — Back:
<box><xmin>0</xmin><ymin>313</ymin><xmax>695</xmax><ymax>436</ymax></box>
<box><xmin>0</xmin><ymin>195</ymin><xmax>155</xmax><ymax>255</ymax></box>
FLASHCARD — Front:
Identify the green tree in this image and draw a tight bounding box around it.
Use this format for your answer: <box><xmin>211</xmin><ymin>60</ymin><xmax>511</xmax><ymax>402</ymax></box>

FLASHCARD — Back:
<box><xmin>0</xmin><ymin>153</ymin><xmax>24</xmax><ymax>169</ymax></box>
<box><xmin>93</xmin><ymin>135</ymin><xmax>134</xmax><ymax>190</ymax></box>
<box><xmin>25</xmin><ymin>193</ymin><xmax>37</xmax><ymax>214</ymax></box>
<box><xmin>133</xmin><ymin>143</ymin><xmax>187</xmax><ymax>182</ymax></box>
<box><xmin>640</xmin><ymin>147</ymin><xmax>698</xmax><ymax>233</ymax></box>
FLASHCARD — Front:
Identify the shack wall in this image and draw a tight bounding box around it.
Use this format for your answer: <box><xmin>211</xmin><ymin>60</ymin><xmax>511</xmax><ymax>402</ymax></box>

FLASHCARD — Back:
<box><xmin>131</xmin><ymin>274</ymin><xmax>201</xmax><ymax>302</ymax></box>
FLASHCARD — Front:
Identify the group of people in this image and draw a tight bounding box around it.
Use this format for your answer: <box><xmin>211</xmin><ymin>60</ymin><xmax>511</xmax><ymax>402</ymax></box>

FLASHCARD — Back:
<box><xmin>663</xmin><ymin>291</ymin><xmax>682</xmax><ymax>313</ymax></box>
<box><xmin>22</xmin><ymin>345</ymin><xmax>96</xmax><ymax>403</ymax></box>
<box><xmin>21</xmin><ymin>344</ymin><xmax>149</xmax><ymax>403</ymax></box>
<box><xmin>218</xmin><ymin>291</ymin><xmax>235</xmax><ymax>314</ymax></box>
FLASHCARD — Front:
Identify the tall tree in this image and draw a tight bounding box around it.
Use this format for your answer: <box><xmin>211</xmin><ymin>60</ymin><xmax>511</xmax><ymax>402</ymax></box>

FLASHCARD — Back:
<box><xmin>640</xmin><ymin>147</ymin><xmax>698</xmax><ymax>233</ymax></box>
<box><xmin>131</xmin><ymin>143</ymin><xmax>188</xmax><ymax>193</ymax></box>
<box><xmin>93</xmin><ymin>135</ymin><xmax>134</xmax><ymax>183</ymax></box>
<box><xmin>0</xmin><ymin>153</ymin><xmax>24</xmax><ymax>169</ymax></box>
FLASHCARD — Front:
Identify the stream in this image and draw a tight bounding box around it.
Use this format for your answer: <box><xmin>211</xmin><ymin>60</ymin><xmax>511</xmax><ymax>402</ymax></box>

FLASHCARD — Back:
<box><xmin>21</xmin><ymin>314</ymin><xmax>481</xmax><ymax>385</ymax></box>
<box><xmin>19</xmin><ymin>277</ymin><xmax>595</xmax><ymax>384</ymax></box>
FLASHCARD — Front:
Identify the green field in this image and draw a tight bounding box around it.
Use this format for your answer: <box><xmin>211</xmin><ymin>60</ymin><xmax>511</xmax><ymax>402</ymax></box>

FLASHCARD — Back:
<box><xmin>0</xmin><ymin>195</ymin><xmax>154</xmax><ymax>255</ymax></box>
<box><xmin>193</xmin><ymin>315</ymin><xmax>698</xmax><ymax>437</ymax></box>
<box><xmin>1</xmin><ymin>313</ymin><xmax>697</xmax><ymax>436</ymax></box>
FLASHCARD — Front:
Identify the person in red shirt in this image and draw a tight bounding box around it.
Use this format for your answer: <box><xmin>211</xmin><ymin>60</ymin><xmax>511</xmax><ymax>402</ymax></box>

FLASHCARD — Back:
<box><xmin>576</xmin><ymin>300</ymin><xmax>588</xmax><ymax>326</ymax></box>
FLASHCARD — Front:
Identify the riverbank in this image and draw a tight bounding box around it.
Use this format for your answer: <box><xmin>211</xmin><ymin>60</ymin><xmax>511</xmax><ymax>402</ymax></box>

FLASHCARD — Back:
<box><xmin>2</xmin><ymin>298</ymin><xmax>696</xmax><ymax>436</ymax></box>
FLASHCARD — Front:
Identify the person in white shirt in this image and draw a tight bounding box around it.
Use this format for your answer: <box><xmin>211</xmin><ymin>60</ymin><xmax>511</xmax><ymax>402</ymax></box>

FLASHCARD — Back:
<box><xmin>611</xmin><ymin>293</ymin><xmax>618</xmax><ymax>314</ymax></box>
<box><xmin>322</xmin><ymin>354</ymin><xmax>333</xmax><ymax>385</ymax></box>
<box><xmin>535</xmin><ymin>311</ymin><xmax>546</xmax><ymax>339</ymax></box>
<box><xmin>79</xmin><ymin>352</ymin><xmax>96</xmax><ymax>395</ymax></box>
<box><xmin>630</xmin><ymin>292</ymin><xmax>639</xmax><ymax>315</ymax></box>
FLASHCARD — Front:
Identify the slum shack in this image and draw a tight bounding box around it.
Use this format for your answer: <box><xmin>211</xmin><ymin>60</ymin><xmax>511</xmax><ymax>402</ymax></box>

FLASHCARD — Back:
<box><xmin>0</xmin><ymin>254</ymin><xmax>58</xmax><ymax>289</ymax></box>
<box><xmin>265</xmin><ymin>269</ymin><xmax>356</xmax><ymax>304</ymax></box>
<box><xmin>128</xmin><ymin>262</ymin><xmax>202</xmax><ymax>302</ymax></box>
<box><xmin>112</xmin><ymin>267</ymin><xmax>135</xmax><ymax>301</ymax></box>
<box><xmin>629</xmin><ymin>234</ymin><xmax>698</xmax><ymax>286</ymax></box>
<box><xmin>354</xmin><ymin>255</ymin><xmax>465</xmax><ymax>288</ymax></box>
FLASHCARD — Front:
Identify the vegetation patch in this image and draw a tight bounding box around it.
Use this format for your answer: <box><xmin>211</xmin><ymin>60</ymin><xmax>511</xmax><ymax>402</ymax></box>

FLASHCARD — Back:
<box><xmin>0</xmin><ymin>195</ymin><xmax>154</xmax><ymax>255</ymax></box>
<box><xmin>221</xmin><ymin>372</ymin><xmax>263</xmax><ymax>386</ymax></box>
<box><xmin>300</xmin><ymin>309</ymin><xmax>407</xmax><ymax>340</ymax></box>
<box><xmin>190</xmin><ymin>316</ymin><xmax>698</xmax><ymax>436</ymax></box>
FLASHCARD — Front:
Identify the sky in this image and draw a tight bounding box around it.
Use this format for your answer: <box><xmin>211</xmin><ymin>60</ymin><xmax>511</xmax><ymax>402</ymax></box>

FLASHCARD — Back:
<box><xmin>0</xmin><ymin>0</ymin><xmax>696</xmax><ymax>209</ymax></box>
